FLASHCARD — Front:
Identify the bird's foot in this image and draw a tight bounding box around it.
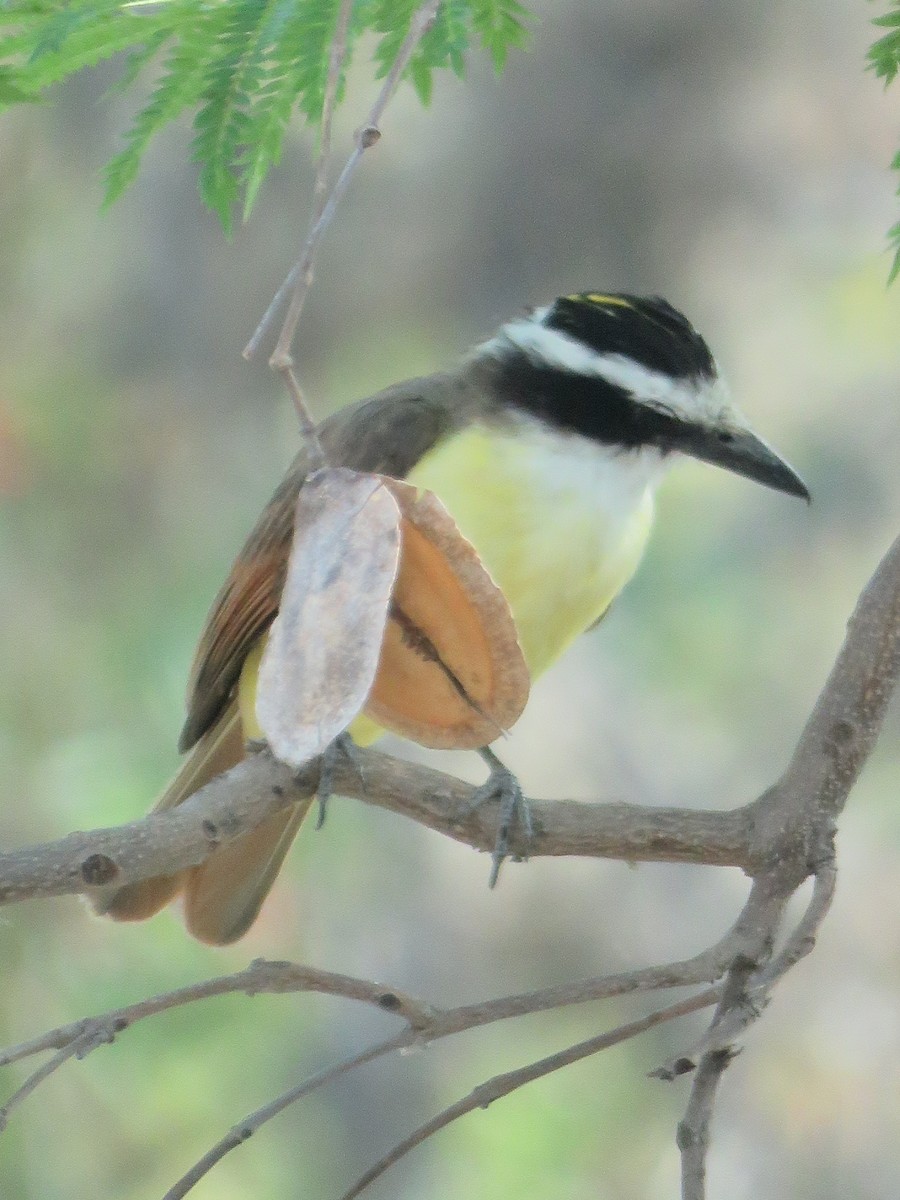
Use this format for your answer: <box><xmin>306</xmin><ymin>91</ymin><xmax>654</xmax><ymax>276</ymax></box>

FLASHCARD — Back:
<box><xmin>314</xmin><ymin>733</ymin><xmax>365</xmax><ymax>829</ymax></box>
<box><xmin>470</xmin><ymin>746</ymin><xmax>533</xmax><ymax>887</ymax></box>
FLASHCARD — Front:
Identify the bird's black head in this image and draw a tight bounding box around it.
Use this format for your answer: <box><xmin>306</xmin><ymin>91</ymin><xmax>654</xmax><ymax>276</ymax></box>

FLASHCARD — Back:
<box><xmin>547</xmin><ymin>293</ymin><xmax>716</xmax><ymax>383</ymax></box>
<box><xmin>475</xmin><ymin>291</ymin><xmax>809</xmax><ymax>500</ymax></box>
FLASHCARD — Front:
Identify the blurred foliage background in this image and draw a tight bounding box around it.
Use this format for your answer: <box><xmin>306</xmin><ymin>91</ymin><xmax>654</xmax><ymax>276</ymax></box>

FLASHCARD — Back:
<box><xmin>1</xmin><ymin>1</ymin><xmax>899</xmax><ymax>1197</ymax></box>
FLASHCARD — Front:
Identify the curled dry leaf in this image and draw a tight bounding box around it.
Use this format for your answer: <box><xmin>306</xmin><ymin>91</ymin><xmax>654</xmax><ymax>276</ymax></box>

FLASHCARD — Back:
<box><xmin>364</xmin><ymin>476</ymin><xmax>530</xmax><ymax>749</ymax></box>
<box><xmin>255</xmin><ymin>467</ymin><xmax>401</xmax><ymax>766</ymax></box>
<box><xmin>256</xmin><ymin>467</ymin><xmax>530</xmax><ymax>766</ymax></box>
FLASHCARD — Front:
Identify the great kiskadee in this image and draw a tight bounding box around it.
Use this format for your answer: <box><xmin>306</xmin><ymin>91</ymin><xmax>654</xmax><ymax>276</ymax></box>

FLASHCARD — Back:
<box><xmin>94</xmin><ymin>292</ymin><xmax>808</xmax><ymax>944</ymax></box>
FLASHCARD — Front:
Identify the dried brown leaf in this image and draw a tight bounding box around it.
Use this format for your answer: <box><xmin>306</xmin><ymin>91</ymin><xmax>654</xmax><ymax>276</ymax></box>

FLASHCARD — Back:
<box><xmin>255</xmin><ymin>468</ymin><xmax>401</xmax><ymax>766</ymax></box>
<box><xmin>365</xmin><ymin>478</ymin><xmax>530</xmax><ymax>748</ymax></box>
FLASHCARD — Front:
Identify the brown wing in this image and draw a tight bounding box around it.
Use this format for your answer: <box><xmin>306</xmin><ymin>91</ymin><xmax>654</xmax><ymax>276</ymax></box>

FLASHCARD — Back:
<box><xmin>177</xmin><ymin>377</ymin><xmax>467</xmax><ymax>753</ymax></box>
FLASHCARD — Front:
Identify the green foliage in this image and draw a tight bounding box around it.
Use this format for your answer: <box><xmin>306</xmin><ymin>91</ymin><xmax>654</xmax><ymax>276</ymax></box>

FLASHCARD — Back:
<box><xmin>869</xmin><ymin>2</ymin><xmax>900</xmax><ymax>280</ymax></box>
<box><xmin>0</xmin><ymin>0</ymin><xmax>531</xmax><ymax>230</ymax></box>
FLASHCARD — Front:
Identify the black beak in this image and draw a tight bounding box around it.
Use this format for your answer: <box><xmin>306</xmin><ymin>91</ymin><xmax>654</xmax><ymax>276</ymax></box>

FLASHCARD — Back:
<box><xmin>679</xmin><ymin>423</ymin><xmax>810</xmax><ymax>501</ymax></box>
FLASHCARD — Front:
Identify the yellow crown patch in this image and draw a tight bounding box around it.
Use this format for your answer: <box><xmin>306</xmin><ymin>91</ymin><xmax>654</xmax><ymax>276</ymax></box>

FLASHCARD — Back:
<box><xmin>569</xmin><ymin>292</ymin><xmax>633</xmax><ymax>310</ymax></box>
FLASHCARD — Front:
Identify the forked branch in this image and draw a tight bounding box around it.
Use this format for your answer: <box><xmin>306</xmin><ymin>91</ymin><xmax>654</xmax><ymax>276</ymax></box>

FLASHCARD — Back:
<box><xmin>1</xmin><ymin>526</ymin><xmax>896</xmax><ymax>1199</ymax></box>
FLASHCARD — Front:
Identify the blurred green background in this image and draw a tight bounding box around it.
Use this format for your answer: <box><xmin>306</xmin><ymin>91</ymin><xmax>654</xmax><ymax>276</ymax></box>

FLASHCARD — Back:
<box><xmin>2</xmin><ymin>1</ymin><xmax>899</xmax><ymax>1197</ymax></box>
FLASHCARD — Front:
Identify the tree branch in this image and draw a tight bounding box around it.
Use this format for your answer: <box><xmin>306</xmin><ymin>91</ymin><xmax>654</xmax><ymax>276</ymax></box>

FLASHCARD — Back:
<box><xmin>162</xmin><ymin>1030</ymin><xmax>412</xmax><ymax>1200</ymax></box>
<box><xmin>338</xmin><ymin>989</ymin><xmax>721</xmax><ymax>1200</ymax></box>
<box><xmin>244</xmin><ymin>0</ymin><xmax>441</xmax><ymax>366</ymax></box>
<box><xmin>1</xmin><ymin>531</ymin><xmax>896</xmax><ymax>1198</ymax></box>
<box><xmin>3</xmin><ymin>534</ymin><xmax>897</xmax><ymax>916</ymax></box>
<box><xmin>748</xmin><ymin>531</ymin><xmax>900</xmax><ymax>871</ymax></box>
<box><xmin>0</xmin><ymin>747</ymin><xmax>753</xmax><ymax>907</ymax></box>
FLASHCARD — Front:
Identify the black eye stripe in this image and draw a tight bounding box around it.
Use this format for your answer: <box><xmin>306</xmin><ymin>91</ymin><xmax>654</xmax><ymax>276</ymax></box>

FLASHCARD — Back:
<box><xmin>494</xmin><ymin>355</ymin><xmax>688</xmax><ymax>450</ymax></box>
<box><xmin>545</xmin><ymin>294</ymin><xmax>715</xmax><ymax>382</ymax></box>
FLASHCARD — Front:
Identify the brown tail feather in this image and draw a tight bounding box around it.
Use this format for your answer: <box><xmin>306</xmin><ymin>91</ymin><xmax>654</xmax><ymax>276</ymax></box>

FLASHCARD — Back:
<box><xmin>183</xmin><ymin>797</ymin><xmax>314</xmax><ymax>944</ymax></box>
<box><xmin>92</xmin><ymin>706</ymin><xmax>245</xmax><ymax>922</ymax></box>
<box><xmin>92</xmin><ymin>705</ymin><xmax>313</xmax><ymax>941</ymax></box>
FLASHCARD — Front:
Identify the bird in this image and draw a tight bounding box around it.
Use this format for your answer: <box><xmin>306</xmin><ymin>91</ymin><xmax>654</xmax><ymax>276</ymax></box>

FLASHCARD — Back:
<box><xmin>92</xmin><ymin>292</ymin><xmax>808</xmax><ymax>944</ymax></box>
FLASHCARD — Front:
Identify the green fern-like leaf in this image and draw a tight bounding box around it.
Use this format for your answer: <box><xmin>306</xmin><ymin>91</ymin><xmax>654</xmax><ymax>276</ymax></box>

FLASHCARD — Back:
<box><xmin>887</xmin><ymin>223</ymin><xmax>900</xmax><ymax>285</ymax></box>
<box><xmin>0</xmin><ymin>63</ymin><xmax>35</xmax><ymax>103</ymax></box>
<box><xmin>241</xmin><ymin>0</ymin><xmax>352</xmax><ymax>220</ymax></box>
<box><xmin>1</xmin><ymin>0</ymin><xmax>533</xmax><ymax>228</ymax></box>
<box><xmin>869</xmin><ymin>11</ymin><xmax>900</xmax><ymax>84</ymax></box>
<box><xmin>191</xmin><ymin>0</ymin><xmax>275</xmax><ymax>232</ymax></box>
<box><xmin>870</xmin><ymin>3</ymin><xmax>900</xmax><ymax>279</ymax></box>
<box><xmin>3</xmin><ymin>1</ymin><xmax>168</xmax><ymax>96</ymax></box>
<box><xmin>104</xmin><ymin>4</ymin><xmax>235</xmax><ymax>206</ymax></box>
<box><xmin>471</xmin><ymin>0</ymin><xmax>531</xmax><ymax>72</ymax></box>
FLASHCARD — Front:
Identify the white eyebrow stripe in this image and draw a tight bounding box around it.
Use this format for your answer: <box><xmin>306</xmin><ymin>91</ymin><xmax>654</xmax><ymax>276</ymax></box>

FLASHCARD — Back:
<box><xmin>477</xmin><ymin>314</ymin><xmax>731</xmax><ymax>426</ymax></box>
<box><xmin>489</xmin><ymin>318</ymin><xmax>681</xmax><ymax>395</ymax></box>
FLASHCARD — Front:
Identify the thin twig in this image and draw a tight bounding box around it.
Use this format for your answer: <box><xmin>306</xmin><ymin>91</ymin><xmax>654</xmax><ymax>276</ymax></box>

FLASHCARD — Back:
<box><xmin>650</xmin><ymin>866</ymin><xmax>804</xmax><ymax>1085</ymax></box>
<box><xmin>281</xmin><ymin>362</ymin><xmax>326</xmax><ymax>467</ymax></box>
<box><xmin>338</xmin><ymin>989</ymin><xmax>721</xmax><ymax>1200</ymax></box>
<box><xmin>0</xmin><ymin>959</ymin><xmax>433</xmax><ymax>1071</ymax></box>
<box><xmin>756</xmin><ymin>858</ymin><xmax>838</xmax><ymax>987</ymax></box>
<box><xmin>652</xmin><ymin>859</ymin><xmax>838</xmax><ymax>1082</ymax></box>
<box><xmin>264</xmin><ymin>0</ymin><xmax>354</xmax><ymax>458</ymax></box>
<box><xmin>677</xmin><ymin>1046</ymin><xmax>736</xmax><ymax>1200</ymax></box>
<box><xmin>0</xmin><ymin>1028</ymin><xmax>102</xmax><ymax>1131</ymax></box>
<box><xmin>162</xmin><ymin>1031</ymin><xmax>411</xmax><ymax>1200</ymax></box>
<box><xmin>0</xmin><ymin>940</ymin><xmax>736</xmax><ymax>1078</ymax></box>
<box><xmin>243</xmin><ymin>0</ymin><xmax>440</xmax><ymax>365</ymax></box>
<box><xmin>314</xmin><ymin>0</ymin><xmax>354</xmax><ymax>215</ymax></box>
<box><xmin>676</xmin><ymin>955</ymin><xmax>755</xmax><ymax>1200</ymax></box>
<box><xmin>0</xmin><ymin>927</ymin><xmax>754</xmax><ymax>1130</ymax></box>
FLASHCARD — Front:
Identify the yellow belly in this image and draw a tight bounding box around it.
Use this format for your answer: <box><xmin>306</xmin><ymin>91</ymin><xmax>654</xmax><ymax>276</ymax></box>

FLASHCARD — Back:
<box><xmin>406</xmin><ymin>422</ymin><xmax>655</xmax><ymax>678</ymax></box>
<box><xmin>240</xmin><ymin>421</ymin><xmax>656</xmax><ymax>744</ymax></box>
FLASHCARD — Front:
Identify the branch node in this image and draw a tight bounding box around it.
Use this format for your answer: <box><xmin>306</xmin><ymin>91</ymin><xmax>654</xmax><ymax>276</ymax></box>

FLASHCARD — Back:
<box><xmin>650</xmin><ymin>1055</ymin><xmax>696</xmax><ymax>1082</ymax></box>
<box><xmin>80</xmin><ymin>853</ymin><xmax>119</xmax><ymax>887</ymax></box>
<box><xmin>357</xmin><ymin>124</ymin><xmax>381</xmax><ymax>148</ymax></box>
<box><xmin>200</xmin><ymin>819</ymin><xmax>220</xmax><ymax>847</ymax></box>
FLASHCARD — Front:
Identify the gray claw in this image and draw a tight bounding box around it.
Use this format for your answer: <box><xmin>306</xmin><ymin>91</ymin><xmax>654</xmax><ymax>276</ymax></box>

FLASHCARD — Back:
<box><xmin>313</xmin><ymin>733</ymin><xmax>365</xmax><ymax>829</ymax></box>
<box><xmin>472</xmin><ymin>747</ymin><xmax>532</xmax><ymax>886</ymax></box>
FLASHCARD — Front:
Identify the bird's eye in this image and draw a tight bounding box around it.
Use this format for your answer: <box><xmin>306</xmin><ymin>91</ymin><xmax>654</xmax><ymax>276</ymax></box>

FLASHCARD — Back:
<box><xmin>717</xmin><ymin>430</ymin><xmax>735</xmax><ymax>444</ymax></box>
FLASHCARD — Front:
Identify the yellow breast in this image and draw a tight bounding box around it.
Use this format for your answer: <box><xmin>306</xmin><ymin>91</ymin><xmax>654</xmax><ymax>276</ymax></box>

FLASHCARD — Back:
<box><xmin>240</xmin><ymin>419</ymin><xmax>659</xmax><ymax>745</ymax></box>
<box><xmin>407</xmin><ymin>420</ymin><xmax>657</xmax><ymax>678</ymax></box>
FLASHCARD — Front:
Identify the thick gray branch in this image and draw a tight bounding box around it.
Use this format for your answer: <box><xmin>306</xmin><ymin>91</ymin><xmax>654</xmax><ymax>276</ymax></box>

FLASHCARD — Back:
<box><xmin>0</xmin><ymin>748</ymin><xmax>752</xmax><ymax>908</ymax></box>
<box><xmin>749</xmin><ymin>532</ymin><xmax>900</xmax><ymax>872</ymax></box>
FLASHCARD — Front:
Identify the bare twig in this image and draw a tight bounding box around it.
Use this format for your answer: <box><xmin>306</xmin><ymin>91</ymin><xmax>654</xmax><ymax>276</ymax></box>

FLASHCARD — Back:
<box><xmin>757</xmin><ymin>858</ymin><xmax>838</xmax><ymax>987</ymax></box>
<box><xmin>314</xmin><ymin>0</ymin><xmax>354</xmax><ymax>215</ymax></box>
<box><xmin>0</xmin><ymin>959</ymin><xmax>433</xmax><ymax>1071</ymax></box>
<box><xmin>263</xmin><ymin>0</ymin><xmax>353</xmax><ymax>459</ymax></box>
<box><xmin>280</xmin><ymin>361</ymin><xmax>326</xmax><ymax>468</ymax></box>
<box><xmin>243</xmin><ymin>0</ymin><xmax>440</xmax><ymax>367</ymax></box>
<box><xmin>0</xmin><ymin>936</ymin><xmax>740</xmax><ymax>1082</ymax></box>
<box><xmin>1</xmin><ymin>534</ymin><xmax>895</xmax><ymax>1194</ymax></box>
<box><xmin>662</xmin><ymin>855</ymin><xmax>839</xmax><ymax>1199</ymax></box>
<box><xmin>0</xmin><ymin>1028</ymin><xmax>106</xmax><ymax>1131</ymax></box>
<box><xmin>677</xmin><ymin>1046</ymin><xmax>736</xmax><ymax>1200</ymax></box>
<box><xmin>675</xmin><ymin>955</ymin><xmax>758</xmax><ymax>1200</ymax></box>
<box><xmin>339</xmin><ymin>989</ymin><xmax>720</xmax><ymax>1200</ymax></box>
<box><xmin>163</xmin><ymin>1030</ymin><xmax>410</xmax><ymax>1200</ymax></box>
<box><xmin>1</xmin><ymin>922</ymin><xmax>762</xmax><ymax>1131</ymax></box>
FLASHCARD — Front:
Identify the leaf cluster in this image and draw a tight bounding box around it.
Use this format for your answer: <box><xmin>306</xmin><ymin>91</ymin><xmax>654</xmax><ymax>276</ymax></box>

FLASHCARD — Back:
<box><xmin>869</xmin><ymin>2</ymin><xmax>900</xmax><ymax>280</ymax></box>
<box><xmin>0</xmin><ymin>0</ymin><xmax>531</xmax><ymax>230</ymax></box>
